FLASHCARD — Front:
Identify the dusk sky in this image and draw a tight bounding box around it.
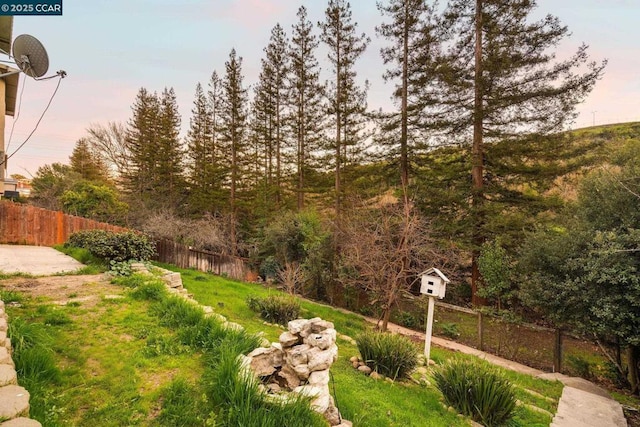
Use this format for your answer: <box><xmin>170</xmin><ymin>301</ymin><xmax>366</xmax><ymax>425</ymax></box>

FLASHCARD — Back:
<box><xmin>4</xmin><ymin>0</ymin><xmax>638</xmax><ymax>178</ymax></box>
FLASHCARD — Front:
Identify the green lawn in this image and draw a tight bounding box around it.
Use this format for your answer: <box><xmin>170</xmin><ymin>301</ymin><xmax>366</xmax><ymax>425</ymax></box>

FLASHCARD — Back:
<box><xmin>1</xmin><ymin>264</ymin><xmax>563</xmax><ymax>426</ymax></box>
<box><xmin>170</xmin><ymin>264</ymin><xmax>563</xmax><ymax>426</ymax></box>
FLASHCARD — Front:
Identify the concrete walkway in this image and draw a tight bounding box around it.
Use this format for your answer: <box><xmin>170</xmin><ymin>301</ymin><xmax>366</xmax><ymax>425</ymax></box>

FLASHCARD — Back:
<box><xmin>0</xmin><ymin>245</ymin><xmax>84</xmax><ymax>275</ymax></box>
<box><xmin>368</xmin><ymin>317</ymin><xmax>627</xmax><ymax>427</ymax></box>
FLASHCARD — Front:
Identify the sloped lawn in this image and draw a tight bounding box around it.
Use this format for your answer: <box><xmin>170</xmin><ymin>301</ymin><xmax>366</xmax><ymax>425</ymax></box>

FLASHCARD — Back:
<box><xmin>1</xmin><ymin>265</ymin><xmax>562</xmax><ymax>426</ymax></box>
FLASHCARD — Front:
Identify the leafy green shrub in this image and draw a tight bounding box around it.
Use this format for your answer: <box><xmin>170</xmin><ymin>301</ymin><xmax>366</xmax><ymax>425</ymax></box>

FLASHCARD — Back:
<box><xmin>394</xmin><ymin>311</ymin><xmax>422</xmax><ymax>329</ymax></box>
<box><xmin>246</xmin><ymin>294</ymin><xmax>300</xmax><ymax>325</ymax></box>
<box><xmin>109</xmin><ymin>260</ymin><xmax>133</xmax><ymax>276</ymax></box>
<box><xmin>259</xmin><ymin>256</ymin><xmax>280</xmax><ymax>280</ymax></box>
<box><xmin>439</xmin><ymin>322</ymin><xmax>461</xmax><ymax>339</ymax></box>
<box><xmin>433</xmin><ymin>360</ymin><xmax>517</xmax><ymax>427</ymax></box>
<box><xmin>566</xmin><ymin>354</ymin><xmax>592</xmax><ymax>380</ymax></box>
<box><xmin>356</xmin><ymin>331</ymin><xmax>418</xmax><ymax>380</ymax></box>
<box><xmin>66</xmin><ymin>230</ymin><xmax>156</xmax><ymax>262</ymax></box>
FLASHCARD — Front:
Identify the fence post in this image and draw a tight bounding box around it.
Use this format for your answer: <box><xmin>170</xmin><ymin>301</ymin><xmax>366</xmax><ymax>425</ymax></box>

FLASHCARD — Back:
<box><xmin>478</xmin><ymin>311</ymin><xmax>484</xmax><ymax>351</ymax></box>
<box><xmin>553</xmin><ymin>328</ymin><xmax>563</xmax><ymax>373</ymax></box>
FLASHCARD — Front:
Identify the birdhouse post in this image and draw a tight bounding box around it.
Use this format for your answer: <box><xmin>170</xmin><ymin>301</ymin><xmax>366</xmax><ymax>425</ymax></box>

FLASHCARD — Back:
<box><xmin>419</xmin><ymin>268</ymin><xmax>450</xmax><ymax>361</ymax></box>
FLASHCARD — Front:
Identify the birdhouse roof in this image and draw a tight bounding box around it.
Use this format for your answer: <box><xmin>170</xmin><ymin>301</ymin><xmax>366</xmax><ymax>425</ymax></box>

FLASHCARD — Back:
<box><xmin>420</xmin><ymin>267</ymin><xmax>450</xmax><ymax>283</ymax></box>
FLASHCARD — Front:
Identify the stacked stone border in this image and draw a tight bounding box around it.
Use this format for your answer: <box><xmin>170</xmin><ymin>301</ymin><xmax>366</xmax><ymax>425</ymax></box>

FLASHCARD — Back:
<box><xmin>0</xmin><ymin>299</ymin><xmax>42</xmax><ymax>427</ymax></box>
<box><xmin>131</xmin><ymin>264</ymin><xmax>351</xmax><ymax>427</ymax></box>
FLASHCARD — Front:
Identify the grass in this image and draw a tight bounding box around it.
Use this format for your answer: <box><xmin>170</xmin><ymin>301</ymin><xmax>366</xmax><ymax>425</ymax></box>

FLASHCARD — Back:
<box><xmin>53</xmin><ymin>244</ymin><xmax>108</xmax><ymax>274</ymax></box>
<box><xmin>4</xmin><ymin>281</ymin><xmax>202</xmax><ymax>426</ymax></box>
<box><xmin>2</xmin><ymin>264</ymin><xmax>566</xmax><ymax>426</ymax></box>
<box><xmin>168</xmin><ymin>264</ymin><xmax>564</xmax><ymax>426</ymax></box>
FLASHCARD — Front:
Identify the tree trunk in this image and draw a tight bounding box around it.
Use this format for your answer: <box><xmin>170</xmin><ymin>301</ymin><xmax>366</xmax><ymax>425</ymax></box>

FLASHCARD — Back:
<box><xmin>629</xmin><ymin>344</ymin><xmax>639</xmax><ymax>395</ymax></box>
<box><xmin>400</xmin><ymin>2</ymin><xmax>409</xmax><ymax>207</ymax></box>
<box><xmin>381</xmin><ymin>306</ymin><xmax>391</xmax><ymax>333</ymax></box>
<box><xmin>553</xmin><ymin>329</ymin><xmax>563</xmax><ymax>373</ymax></box>
<box><xmin>471</xmin><ymin>0</ymin><xmax>487</xmax><ymax>307</ymax></box>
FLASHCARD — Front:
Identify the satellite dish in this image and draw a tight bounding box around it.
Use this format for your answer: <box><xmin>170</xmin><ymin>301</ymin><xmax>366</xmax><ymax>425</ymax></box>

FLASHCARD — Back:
<box><xmin>12</xmin><ymin>34</ymin><xmax>49</xmax><ymax>78</ymax></box>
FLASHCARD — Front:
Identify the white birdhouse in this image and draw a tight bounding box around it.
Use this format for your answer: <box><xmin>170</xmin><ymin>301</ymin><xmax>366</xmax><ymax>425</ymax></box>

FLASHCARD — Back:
<box><xmin>419</xmin><ymin>267</ymin><xmax>450</xmax><ymax>299</ymax></box>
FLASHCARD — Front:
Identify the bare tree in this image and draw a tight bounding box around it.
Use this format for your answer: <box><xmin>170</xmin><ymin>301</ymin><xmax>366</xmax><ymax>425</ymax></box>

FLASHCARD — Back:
<box><xmin>141</xmin><ymin>210</ymin><xmax>233</xmax><ymax>255</ymax></box>
<box><xmin>278</xmin><ymin>261</ymin><xmax>304</xmax><ymax>295</ymax></box>
<box><xmin>85</xmin><ymin>122</ymin><xmax>130</xmax><ymax>179</ymax></box>
<box><xmin>339</xmin><ymin>200</ymin><xmax>453</xmax><ymax>331</ymax></box>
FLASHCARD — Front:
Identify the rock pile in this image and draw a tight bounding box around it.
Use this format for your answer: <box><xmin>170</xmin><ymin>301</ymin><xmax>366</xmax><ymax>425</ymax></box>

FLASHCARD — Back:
<box><xmin>0</xmin><ymin>299</ymin><xmax>42</xmax><ymax>427</ymax></box>
<box><xmin>243</xmin><ymin>317</ymin><xmax>351</xmax><ymax>427</ymax></box>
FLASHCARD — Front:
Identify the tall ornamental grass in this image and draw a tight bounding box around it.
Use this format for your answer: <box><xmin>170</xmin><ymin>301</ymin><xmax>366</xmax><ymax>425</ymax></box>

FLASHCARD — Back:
<box><xmin>356</xmin><ymin>330</ymin><xmax>418</xmax><ymax>380</ymax></box>
<box><xmin>433</xmin><ymin>359</ymin><xmax>517</xmax><ymax>427</ymax></box>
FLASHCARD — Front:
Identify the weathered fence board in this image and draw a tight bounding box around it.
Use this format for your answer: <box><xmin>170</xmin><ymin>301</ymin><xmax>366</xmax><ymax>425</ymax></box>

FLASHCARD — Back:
<box><xmin>0</xmin><ymin>201</ymin><xmax>127</xmax><ymax>246</ymax></box>
<box><xmin>153</xmin><ymin>239</ymin><xmax>251</xmax><ymax>282</ymax></box>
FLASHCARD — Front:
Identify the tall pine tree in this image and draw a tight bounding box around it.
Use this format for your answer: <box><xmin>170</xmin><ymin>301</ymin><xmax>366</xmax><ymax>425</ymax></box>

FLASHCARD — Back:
<box><xmin>376</xmin><ymin>0</ymin><xmax>442</xmax><ymax>204</ymax></box>
<box><xmin>288</xmin><ymin>6</ymin><xmax>325</xmax><ymax>210</ymax></box>
<box><xmin>186</xmin><ymin>82</ymin><xmax>219</xmax><ymax>215</ymax></box>
<box><xmin>438</xmin><ymin>0</ymin><xmax>606</xmax><ymax>304</ymax></box>
<box><xmin>220</xmin><ymin>49</ymin><xmax>249</xmax><ymax>255</ymax></box>
<box><xmin>157</xmin><ymin>87</ymin><xmax>185</xmax><ymax>209</ymax></box>
<box><xmin>319</xmin><ymin>0</ymin><xmax>370</xmax><ymax>222</ymax></box>
<box><xmin>252</xmin><ymin>23</ymin><xmax>290</xmax><ymax>208</ymax></box>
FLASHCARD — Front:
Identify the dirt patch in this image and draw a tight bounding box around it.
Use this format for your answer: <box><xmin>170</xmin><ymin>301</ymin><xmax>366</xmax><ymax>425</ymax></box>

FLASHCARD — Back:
<box><xmin>0</xmin><ymin>274</ymin><xmax>123</xmax><ymax>307</ymax></box>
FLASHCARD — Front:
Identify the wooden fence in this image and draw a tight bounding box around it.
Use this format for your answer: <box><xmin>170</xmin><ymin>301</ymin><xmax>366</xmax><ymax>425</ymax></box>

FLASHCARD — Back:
<box><xmin>154</xmin><ymin>239</ymin><xmax>252</xmax><ymax>282</ymax></box>
<box><xmin>0</xmin><ymin>201</ymin><xmax>253</xmax><ymax>281</ymax></box>
<box><xmin>0</xmin><ymin>201</ymin><xmax>127</xmax><ymax>246</ymax></box>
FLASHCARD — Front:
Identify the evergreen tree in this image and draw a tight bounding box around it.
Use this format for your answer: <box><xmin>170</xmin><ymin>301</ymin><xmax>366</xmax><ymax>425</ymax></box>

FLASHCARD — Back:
<box><xmin>69</xmin><ymin>138</ymin><xmax>110</xmax><ymax>183</ymax></box>
<box><xmin>437</xmin><ymin>0</ymin><xmax>606</xmax><ymax>304</ymax></box>
<box><xmin>376</xmin><ymin>0</ymin><xmax>442</xmax><ymax>203</ymax></box>
<box><xmin>157</xmin><ymin>87</ymin><xmax>185</xmax><ymax>208</ymax></box>
<box><xmin>252</xmin><ymin>23</ymin><xmax>290</xmax><ymax>208</ymax></box>
<box><xmin>186</xmin><ymin>82</ymin><xmax>218</xmax><ymax>215</ymax></box>
<box><xmin>124</xmin><ymin>87</ymin><xmax>185</xmax><ymax>212</ymax></box>
<box><xmin>220</xmin><ymin>49</ymin><xmax>249</xmax><ymax>255</ymax></box>
<box><xmin>319</xmin><ymin>0</ymin><xmax>370</xmax><ymax>221</ymax></box>
<box><xmin>288</xmin><ymin>6</ymin><xmax>325</xmax><ymax>210</ymax></box>
<box><xmin>124</xmin><ymin>87</ymin><xmax>160</xmax><ymax>205</ymax></box>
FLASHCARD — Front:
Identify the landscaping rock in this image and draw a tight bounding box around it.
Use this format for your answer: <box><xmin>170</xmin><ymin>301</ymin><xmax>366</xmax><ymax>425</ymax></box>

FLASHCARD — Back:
<box><xmin>277</xmin><ymin>365</ymin><xmax>301</xmax><ymax>389</ymax></box>
<box><xmin>335</xmin><ymin>421</ymin><xmax>353</xmax><ymax>427</ymax></box>
<box><xmin>0</xmin><ymin>317</ymin><xmax>7</xmax><ymax>332</ymax></box>
<box><xmin>292</xmin><ymin>364</ymin><xmax>310</xmax><ymax>380</ymax></box>
<box><xmin>279</xmin><ymin>331</ymin><xmax>300</xmax><ymax>348</ymax></box>
<box><xmin>357</xmin><ymin>365</ymin><xmax>372</xmax><ymax>375</ymax></box>
<box><xmin>287</xmin><ymin>319</ymin><xmax>309</xmax><ymax>335</ymax></box>
<box><xmin>307</xmin><ymin>344</ymin><xmax>338</xmax><ymax>372</ymax></box>
<box><xmin>248</xmin><ymin>317</ymin><xmax>348</xmax><ymax>426</ymax></box>
<box><xmin>324</xmin><ymin>404</ymin><xmax>341</xmax><ymax>426</ymax></box>
<box><xmin>0</xmin><ymin>364</ymin><xmax>17</xmax><ymax>386</ymax></box>
<box><xmin>223</xmin><ymin>321</ymin><xmax>244</xmax><ymax>332</ymax></box>
<box><xmin>370</xmin><ymin>371</ymin><xmax>382</xmax><ymax>380</ymax></box>
<box><xmin>308</xmin><ymin>369</ymin><xmax>330</xmax><ymax>387</ymax></box>
<box><xmin>0</xmin><ymin>347</ymin><xmax>14</xmax><ymax>366</ymax></box>
<box><xmin>0</xmin><ymin>418</ymin><xmax>42</xmax><ymax>427</ymax></box>
<box><xmin>304</xmin><ymin>328</ymin><xmax>336</xmax><ymax>350</ymax></box>
<box><xmin>0</xmin><ymin>385</ymin><xmax>30</xmax><ymax>419</ymax></box>
<box><xmin>286</xmin><ymin>344</ymin><xmax>311</xmax><ymax>367</ymax></box>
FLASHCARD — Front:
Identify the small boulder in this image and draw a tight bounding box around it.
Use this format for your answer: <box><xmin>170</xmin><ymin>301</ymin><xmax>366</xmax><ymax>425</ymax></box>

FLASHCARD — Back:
<box><xmin>308</xmin><ymin>369</ymin><xmax>330</xmax><ymax>387</ymax></box>
<box><xmin>279</xmin><ymin>331</ymin><xmax>300</xmax><ymax>348</ymax></box>
<box><xmin>287</xmin><ymin>319</ymin><xmax>309</xmax><ymax>335</ymax></box>
<box><xmin>357</xmin><ymin>365</ymin><xmax>372</xmax><ymax>375</ymax></box>
<box><xmin>370</xmin><ymin>371</ymin><xmax>382</xmax><ymax>380</ymax></box>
